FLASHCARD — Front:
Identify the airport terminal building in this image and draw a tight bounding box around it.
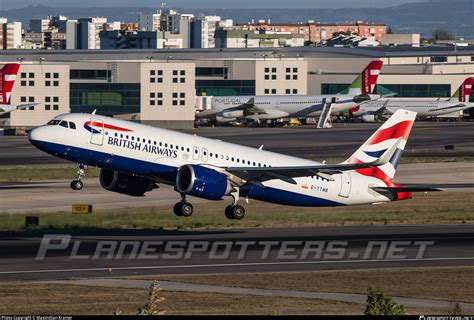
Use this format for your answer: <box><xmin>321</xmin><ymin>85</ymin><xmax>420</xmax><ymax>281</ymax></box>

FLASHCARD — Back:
<box><xmin>1</xmin><ymin>46</ymin><xmax>474</xmax><ymax>129</ymax></box>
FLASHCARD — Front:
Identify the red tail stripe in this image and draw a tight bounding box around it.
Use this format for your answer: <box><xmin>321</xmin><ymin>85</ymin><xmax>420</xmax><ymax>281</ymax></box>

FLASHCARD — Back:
<box><xmin>354</xmin><ymin>165</ymin><xmax>412</xmax><ymax>201</ymax></box>
<box><xmin>85</xmin><ymin>121</ymin><xmax>133</xmax><ymax>132</ymax></box>
<box><xmin>367</xmin><ymin>120</ymin><xmax>413</xmax><ymax>145</ymax></box>
<box><xmin>361</xmin><ymin>60</ymin><xmax>383</xmax><ymax>94</ymax></box>
<box><xmin>1</xmin><ymin>63</ymin><xmax>20</xmax><ymax>105</ymax></box>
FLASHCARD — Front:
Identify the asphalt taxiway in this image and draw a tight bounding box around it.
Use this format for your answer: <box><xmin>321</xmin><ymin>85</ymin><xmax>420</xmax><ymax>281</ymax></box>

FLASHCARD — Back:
<box><xmin>0</xmin><ymin>224</ymin><xmax>473</xmax><ymax>281</ymax></box>
<box><xmin>1</xmin><ymin>162</ymin><xmax>473</xmax><ymax>213</ymax></box>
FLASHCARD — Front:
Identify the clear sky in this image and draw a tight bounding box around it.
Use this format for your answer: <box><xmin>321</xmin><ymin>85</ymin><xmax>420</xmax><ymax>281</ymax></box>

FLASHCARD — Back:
<box><xmin>0</xmin><ymin>0</ymin><xmax>426</xmax><ymax>10</ymax></box>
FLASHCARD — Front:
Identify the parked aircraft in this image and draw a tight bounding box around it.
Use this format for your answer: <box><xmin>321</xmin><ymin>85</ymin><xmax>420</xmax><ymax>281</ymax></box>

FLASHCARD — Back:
<box><xmin>196</xmin><ymin>60</ymin><xmax>384</xmax><ymax>124</ymax></box>
<box><xmin>351</xmin><ymin>77</ymin><xmax>474</xmax><ymax>122</ymax></box>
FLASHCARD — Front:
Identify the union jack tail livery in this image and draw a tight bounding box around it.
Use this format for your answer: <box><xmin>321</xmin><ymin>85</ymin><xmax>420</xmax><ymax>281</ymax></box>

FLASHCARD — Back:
<box><xmin>345</xmin><ymin>109</ymin><xmax>417</xmax><ymax>200</ymax></box>
<box><xmin>344</xmin><ymin>60</ymin><xmax>384</xmax><ymax>95</ymax></box>
<box><xmin>451</xmin><ymin>77</ymin><xmax>474</xmax><ymax>103</ymax></box>
<box><xmin>0</xmin><ymin>63</ymin><xmax>20</xmax><ymax>105</ymax></box>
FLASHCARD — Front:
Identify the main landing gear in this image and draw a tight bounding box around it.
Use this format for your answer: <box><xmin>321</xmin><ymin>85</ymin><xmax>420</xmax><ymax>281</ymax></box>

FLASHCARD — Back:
<box><xmin>70</xmin><ymin>163</ymin><xmax>87</xmax><ymax>191</ymax></box>
<box><xmin>173</xmin><ymin>189</ymin><xmax>247</xmax><ymax>220</ymax></box>
<box><xmin>173</xmin><ymin>194</ymin><xmax>194</xmax><ymax>217</ymax></box>
<box><xmin>225</xmin><ymin>188</ymin><xmax>246</xmax><ymax>220</ymax></box>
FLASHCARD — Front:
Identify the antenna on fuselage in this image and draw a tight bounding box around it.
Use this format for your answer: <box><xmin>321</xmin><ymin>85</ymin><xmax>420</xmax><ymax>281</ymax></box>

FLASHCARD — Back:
<box><xmin>259</xmin><ymin>145</ymin><xmax>264</xmax><ymax>150</ymax></box>
<box><xmin>92</xmin><ymin>109</ymin><xmax>97</xmax><ymax>115</ymax></box>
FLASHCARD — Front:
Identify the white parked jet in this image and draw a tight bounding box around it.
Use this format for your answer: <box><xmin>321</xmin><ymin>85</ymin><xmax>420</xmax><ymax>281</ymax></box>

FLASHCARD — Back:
<box><xmin>350</xmin><ymin>77</ymin><xmax>474</xmax><ymax>122</ymax></box>
<box><xmin>29</xmin><ymin>109</ymin><xmax>437</xmax><ymax>220</ymax></box>
<box><xmin>197</xmin><ymin>60</ymin><xmax>383</xmax><ymax>124</ymax></box>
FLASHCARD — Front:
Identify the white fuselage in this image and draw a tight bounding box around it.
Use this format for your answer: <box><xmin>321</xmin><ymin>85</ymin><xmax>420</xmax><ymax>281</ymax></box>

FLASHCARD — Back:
<box><xmin>353</xmin><ymin>99</ymin><xmax>471</xmax><ymax>117</ymax></box>
<box><xmin>198</xmin><ymin>94</ymin><xmax>364</xmax><ymax>121</ymax></box>
<box><xmin>28</xmin><ymin>113</ymin><xmax>394</xmax><ymax>207</ymax></box>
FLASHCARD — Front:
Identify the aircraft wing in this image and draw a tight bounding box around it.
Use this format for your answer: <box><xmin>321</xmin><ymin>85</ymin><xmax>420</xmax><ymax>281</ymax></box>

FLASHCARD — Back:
<box><xmin>225</xmin><ymin>98</ymin><xmax>265</xmax><ymax>114</ymax></box>
<box><xmin>16</xmin><ymin>103</ymin><xmax>38</xmax><ymax>110</ymax></box>
<box><xmin>226</xmin><ymin>139</ymin><xmax>402</xmax><ymax>185</ymax></box>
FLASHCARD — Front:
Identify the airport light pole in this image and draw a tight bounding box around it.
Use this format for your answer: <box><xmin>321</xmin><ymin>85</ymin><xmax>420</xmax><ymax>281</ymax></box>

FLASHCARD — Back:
<box><xmin>166</xmin><ymin>55</ymin><xmax>172</xmax><ymax>63</ymax></box>
<box><xmin>16</xmin><ymin>57</ymin><xmax>24</xmax><ymax>64</ymax></box>
<box><xmin>146</xmin><ymin>55</ymin><xmax>154</xmax><ymax>63</ymax></box>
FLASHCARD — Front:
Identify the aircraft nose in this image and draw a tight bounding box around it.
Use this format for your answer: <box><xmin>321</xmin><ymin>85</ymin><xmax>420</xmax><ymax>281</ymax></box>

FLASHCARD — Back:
<box><xmin>28</xmin><ymin>126</ymin><xmax>48</xmax><ymax>149</ymax></box>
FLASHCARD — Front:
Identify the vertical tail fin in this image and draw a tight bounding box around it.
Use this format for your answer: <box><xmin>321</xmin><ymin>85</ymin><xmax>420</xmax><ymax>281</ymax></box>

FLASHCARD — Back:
<box><xmin>345</xmin><ymin>109</ymin><xmax>417</xmax><ymax>182</ymax></box>
<box><xmin>342</xmin><ymin>60</ymin><xmax>384</xmax><ymax>95</ymax></box>
<box><xmin>451</xmin><ymin>77</ymin><xmax>474</xmax><ymax>102</ymax></box>
<box><xmin>0</xmin><ymin>63</ymin><xmax>20</xmax><ymax>105</ymax></box>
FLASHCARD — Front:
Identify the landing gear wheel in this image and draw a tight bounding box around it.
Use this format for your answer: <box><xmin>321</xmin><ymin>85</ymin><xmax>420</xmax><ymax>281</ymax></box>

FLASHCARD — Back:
<box><xmin>174</xmin><ymin>202</ymin><xmax>193</xmax><ymax>217</ymax></box>
<box><xmin>225</xmin><ymin>205</ymin><xmax>234</xmax><ymax>219</ymax></box>
<box><xmin>70</xmin><ymin>180</ymin><xmax>83</xmax><ymax>190</ymax></box>
<box><xmin>173</xmin><ymin>202</ymin><xmax>183</xmax><ymax>216</ymax></box>
<box><xmin>225</xmin><ymin>205</ymin><xmax>246</xmax><ymax>220</ymax></box>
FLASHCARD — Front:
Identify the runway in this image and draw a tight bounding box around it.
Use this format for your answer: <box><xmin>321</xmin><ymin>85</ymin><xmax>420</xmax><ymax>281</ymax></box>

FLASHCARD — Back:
<box><xmin>1</xmin><ymin>224</ymin><xmax>474</xmax><ymax>281</ymax></box>
<box><xmin>1</xmin><ymin>121</ymin><xmax>474</xmax><ymax>166</ymax></box>
<box><xmin>1</xmin><ymin>161</ymin><xmax>473</xmax><ymax>213</ymax></box>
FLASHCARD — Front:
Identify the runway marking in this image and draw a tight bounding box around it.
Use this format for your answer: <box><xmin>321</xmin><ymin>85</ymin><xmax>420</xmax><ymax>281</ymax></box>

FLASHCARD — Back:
<box><xmin>1</xmin><ymin>256</ymin><xmax>474</xmax><ymax>275</ymax></box>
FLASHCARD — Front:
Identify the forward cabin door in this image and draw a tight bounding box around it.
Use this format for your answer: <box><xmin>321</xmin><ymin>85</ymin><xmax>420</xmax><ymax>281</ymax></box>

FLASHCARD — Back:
<box><xmin>89</xmin><ymin>118</ymin><xmax>104</xmax><ymax>146</ymax></box>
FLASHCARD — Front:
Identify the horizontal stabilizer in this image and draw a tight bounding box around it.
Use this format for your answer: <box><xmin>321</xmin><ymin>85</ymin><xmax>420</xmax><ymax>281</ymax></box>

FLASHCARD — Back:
<box><xmin>371</xmin><ymin>185</ymin><xmax>442</xmax><ymax>193</ymax></box>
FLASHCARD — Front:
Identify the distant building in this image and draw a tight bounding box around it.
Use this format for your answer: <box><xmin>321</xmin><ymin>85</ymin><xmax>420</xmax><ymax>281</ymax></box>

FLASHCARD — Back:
<box><xmin>66</xmin><ymin>20</ymin><xmax>78</xmax><ymax>49</ymax></box>
<box><xmin>326</xmin><ymin>34</ymin><xmax>379</xmax><ymax>47</ymax></box>
<box><xmin>139</xmin><ymin>9</ymin><xmax>185</xmax><ymax>33</ymax></box>
<box><xmin>77</xmin><ymin>17</ymin><xmax>107</xmax><ymax>49</ymax></box>
<box><xmin>157</xmin><ymin>31</ymin><xmax>183</xmax><ymax>49</ymax></box>
<box><xmin>239</xmin><ymin>20</ymin><xmax>387</xmax><ymax>44</ymax></box>
<box><xmin>0</xmin><ymin>20</ymin><xmax>22</xmax><ymax>49</ymax></box>
<box><xmin>30</xmin><ymin>18</ymin><xmax>50</xmax><ymax>33</ymax></box>
<box><xmin>100</xmin><ymin>30</ymin><xmax>159</xmax><ymax>49</ymax></box>
<box><xmin>191</xmin><ymin>16</ymin><xmax>222</xmax><ymax>48</ymax></box>
<box><xmin>24</xmin><ymin>30</ymin><xmax>67</xmax><ymax>50</ymax></box>
<box><xmin>100</xmin><ymin>30</ymin><xmax>184</xmax><ymax>49</ymax></box>
<box><xmin>121</xmin><ymin>23</ymin><xmax>139</xmax><ymax>31</ymax></box>
<box><xmin>380</xmin><ymin>34</ymin><xmax>420</xmax><ymax>47</ymax></box>
<box><xmin>30</xmin><ymin>15</ymin><xmax>68</xmax><ymax>33</ymax></box>
<box><xmin>215</xmin><ymin>28</ymin><xmax>305</xmax><ymax>48</ymax></box>
<box><xmin>179</xmin><ymin>13</ymin><xmax>194</xmax><ymax>49</ymax></box>
<box><xmin>139</xmin><ymin>11</ymin><xmax>162</xmax><ymax>31</ymax></box>
<box><xmin>44</xmin><ymin>31</ymin><xmax>67</xmax><ymax>50</ymax></box>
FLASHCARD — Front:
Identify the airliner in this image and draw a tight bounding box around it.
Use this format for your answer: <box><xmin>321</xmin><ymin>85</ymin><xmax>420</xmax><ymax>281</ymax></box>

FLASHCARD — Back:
<box><xmin>196</xmin><ymin>60</ymin><xmax>383</xmax><ymax>124</ymax></box>
<box><xmin>351</xmin><ymin>77</ymin><xmax>474</xmax><ymax>122</ymax></box>
<box><xmin>0</xmin><ymin>63</ymin><xmax>37</xmax><ymax>115</ymax></box>
<box><xmin>29</xmin><ymin>109</ymin><xmax>439</xmax><ymax>219</ymax></box>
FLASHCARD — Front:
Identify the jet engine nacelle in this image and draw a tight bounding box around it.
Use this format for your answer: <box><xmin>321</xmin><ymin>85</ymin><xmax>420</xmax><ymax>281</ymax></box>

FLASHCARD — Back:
<box><xmin>244</xmin><ymin>109</ymin><xmax>290</xmax><ymax>121</ymax></box>
<box><xmin>221</xmin><ymin>109</ymin><xmax>244</xmax><ymax>118</ymax></box>
<box><xmin>361</xmin><ymin>113</ymin><xmax>378</xmax><ymax>123</ymax></box>
<box><xmin>176</xmin><ymin>164</ymin><xmax>232</xmax><ymax>200</ymax></box>
<box><xmin>215</xmin><ymin>116</ymin><xmax>237</xmax><ymax>123</ymax></box>
<box><xmin>99</xmin><ymin>168</ymin><xmax>156</xmax><ymax>196</ymax></box>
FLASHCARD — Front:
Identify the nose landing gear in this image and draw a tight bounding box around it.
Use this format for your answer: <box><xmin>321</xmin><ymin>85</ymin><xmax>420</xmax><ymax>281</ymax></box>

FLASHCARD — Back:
<box><xmin>70</xmin><ymin>163</ymin><xmax>87</xmax><ymax>191</ymax></box>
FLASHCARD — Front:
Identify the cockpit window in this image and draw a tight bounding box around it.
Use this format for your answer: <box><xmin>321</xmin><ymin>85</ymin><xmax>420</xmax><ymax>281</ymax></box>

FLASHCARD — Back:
<box><xmin>69</xmin><ymin>122</ymin><xmax>76</xmax><ymax>129</ymax></box>
<box><xmin>59</xmin><ymin>121</ymin><xmax>69</xmax><ymax>128</ymax></box>
<box><xmin>47</xmin><ymin>120</ymin><xmax>61</xmax><ymax>125</ymax></box>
